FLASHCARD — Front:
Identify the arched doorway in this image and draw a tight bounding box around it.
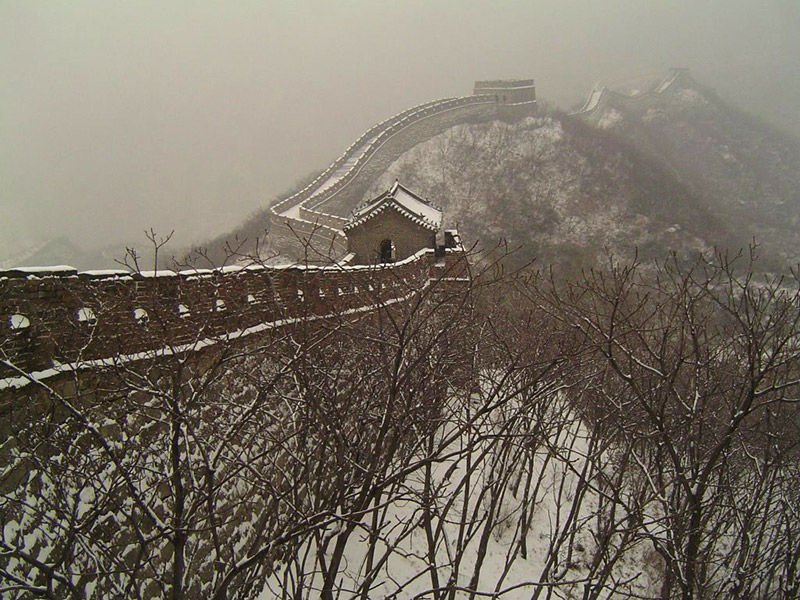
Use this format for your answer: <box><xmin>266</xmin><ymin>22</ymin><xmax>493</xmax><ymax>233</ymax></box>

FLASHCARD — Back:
<box><xmin>380</xmin><ymin>239</ymin><xmax>395</xmax><ymax>263</ymax></box>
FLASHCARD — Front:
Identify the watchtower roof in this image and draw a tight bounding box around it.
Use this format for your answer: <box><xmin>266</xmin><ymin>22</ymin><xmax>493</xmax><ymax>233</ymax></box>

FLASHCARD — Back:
<box><xmin>344</xmin><ymin>181</ymin><xmax>442</xmax><ymax>233</ymax></box>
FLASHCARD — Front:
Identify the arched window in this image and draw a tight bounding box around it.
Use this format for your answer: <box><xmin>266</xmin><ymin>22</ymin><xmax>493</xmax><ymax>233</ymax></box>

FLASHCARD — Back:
<box><xmin>380</xmin><ymin>239</ymin><xmax>395</xmax><ymax>264</ymax></box>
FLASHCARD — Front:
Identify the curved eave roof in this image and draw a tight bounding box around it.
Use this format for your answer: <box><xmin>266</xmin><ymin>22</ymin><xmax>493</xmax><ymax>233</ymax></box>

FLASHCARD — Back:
<box><xmin>343</xmin><ymin>200</ymin><xmax>441</xmax><ymax>233</ymax></box>
<box><xmin>344</xmin><ymin>181</ymin><xmax>442</xmax><ymax>233</ymax></box>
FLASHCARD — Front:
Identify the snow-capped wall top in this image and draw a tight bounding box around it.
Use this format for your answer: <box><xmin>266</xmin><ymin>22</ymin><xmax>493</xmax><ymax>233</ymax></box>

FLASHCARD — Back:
<box><xmin>269</xmin><ymin>80</ymin><xmax>535</xmax><ymax>258</ymax></box>
<box><xmin>0</xmin><ymin>244</ymin><xmax>469</xmax><ymax>388</ymax></box>
<box><xmin>271</xmin><ymin>95</ymin><xmax>495</xmax><ymax>225</ymax></box>
<box><xmin>474</xmin><ymin>79</ymin><xmax>535</xmax><ymax>89</ymax></box>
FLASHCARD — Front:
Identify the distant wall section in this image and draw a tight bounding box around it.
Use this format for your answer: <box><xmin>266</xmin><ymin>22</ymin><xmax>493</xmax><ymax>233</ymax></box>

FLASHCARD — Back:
<box><xmin>474</xmin><ymin>79</ymin><xmax>537</xmax><ymax>121</ymax></box>
<box><xmin>311</xmin><ymin>101</ymin><xmax>497</xmax><ymax>217</ymax></box>
<box><xmin>572</xmin><ymin>68</ymin><xmax>692</xmax><ymax>120</ymax></box>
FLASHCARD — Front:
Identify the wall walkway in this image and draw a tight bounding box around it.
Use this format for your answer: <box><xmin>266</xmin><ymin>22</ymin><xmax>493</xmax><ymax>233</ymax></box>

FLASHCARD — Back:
<box><xmin>269</xmin><ymin>95</ymin><xmax>498</xmax><ymax>253</ymax></box>
<box><xmin>571</xmin><ymin>68</ymin><xmax>690</xmax><ymax>118</ymax></box>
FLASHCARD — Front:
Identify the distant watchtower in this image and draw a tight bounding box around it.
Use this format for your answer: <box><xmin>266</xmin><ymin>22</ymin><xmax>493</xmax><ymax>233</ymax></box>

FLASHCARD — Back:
<box><xmin>474</xmin><ymin>79</ymin><xmax>537</xmax><ymax>121</ymax></box>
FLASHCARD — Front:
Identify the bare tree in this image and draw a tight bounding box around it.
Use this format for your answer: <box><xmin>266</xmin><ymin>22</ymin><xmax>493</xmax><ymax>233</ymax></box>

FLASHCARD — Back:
<box><xmin>540</xmin><ymin>249</ymin><xmax>800</xmax><ymax>599</ymax></box>
<box><xmin>3</xmin><ymin>244</ymin><xmax>799</xmax><ymax>600</ymax></box>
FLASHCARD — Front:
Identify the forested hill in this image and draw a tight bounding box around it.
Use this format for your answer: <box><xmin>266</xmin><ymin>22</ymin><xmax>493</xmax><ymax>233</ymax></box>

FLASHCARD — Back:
<box><xmin>364</xmin><ymin>74</ymin><xmax>800</xmax><ymax>271</ymax></box>
<box><xmin>574</xmin><ymin>73</ymin><xmax>800</xmax><ymax>267</ymax></box>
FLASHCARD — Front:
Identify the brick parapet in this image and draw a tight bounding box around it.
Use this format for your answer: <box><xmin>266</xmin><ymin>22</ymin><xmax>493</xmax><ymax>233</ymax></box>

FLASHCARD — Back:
<box><xmin>270</xmin><ymin>96</ymin><xmax>494</xmax><ymax>218</ymax></box>
<box><xmin>269</xmin><ymin>96</ymin><xmax>498</xmax><ymax>246</ymax></box>
<box><xmin>313</xmin><ymin>102</ymin><xmax>497</xmax><ymax>216</ymax></box>
<box><xmin>0</xmin><ymin>249</ymin><xmax>468</xmax><ymax>382</ymax></box>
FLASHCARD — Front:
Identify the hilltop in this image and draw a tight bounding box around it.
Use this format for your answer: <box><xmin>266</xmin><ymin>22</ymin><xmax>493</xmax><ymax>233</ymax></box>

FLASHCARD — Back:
<box><xmin>366</xmin><ymin>74</ymin><xmax>800</xmax><ymax>271</ymax></box>
<box><xmin>574</xmin><ymin>73</ymin><xmax>800</xmax><ymax>266</ymax></box>
<box><xmin>205</xmin><ymin>71</ymin><xmax>800</xmax><ymax>272</ymax></box>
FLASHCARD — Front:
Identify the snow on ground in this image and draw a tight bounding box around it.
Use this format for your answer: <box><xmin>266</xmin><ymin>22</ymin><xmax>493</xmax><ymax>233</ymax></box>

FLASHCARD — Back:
<box><xmin>597</xmin><ymin>108</ymin><xmax>623</xmax><ymax>130</ymax></box>
<box><xmin>642</xmin><ymin>108</ymin><xmax>667</xmax><ymax>124</ymax></box>
<box><xmin>673</xmin><ymin>88</ymin><xmax>708</xmax><ymax>108</ymax></box>
<box><xmin>257</xmin><ymin>389</ymin><xmax>657</xmax><ymax>599</ymax></box>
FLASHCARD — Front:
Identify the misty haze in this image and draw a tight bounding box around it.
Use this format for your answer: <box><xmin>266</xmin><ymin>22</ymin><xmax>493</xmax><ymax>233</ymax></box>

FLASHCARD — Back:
<box><xmin>3</xmin><ymin>2</ymin><xmax>800</xmax><ymax>599</ymax></box>
<box><xmin>2</xmin><ymin>1</ymin><xmax>799</xmax><ymax>266</ymax></box>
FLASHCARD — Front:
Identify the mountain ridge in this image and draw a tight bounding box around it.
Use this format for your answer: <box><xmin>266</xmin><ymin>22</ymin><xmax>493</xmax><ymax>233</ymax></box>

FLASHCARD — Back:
<box><xmin>21</xmin><ymin>71</ymin><xmax>796</xmax><ymax>273</ymax></box>
<box><xmin>351</xmin><ymin>72</ymin><xmax>800</xmax><ymax>271</ymax></box>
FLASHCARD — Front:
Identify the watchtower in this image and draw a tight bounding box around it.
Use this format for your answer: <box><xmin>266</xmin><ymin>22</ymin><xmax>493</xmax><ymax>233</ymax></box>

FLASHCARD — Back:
<box><xmin>473</xmin><ymin>79</ymin><xmax>537</xmax><ymax>121</ymax></box>
<box><xmin>343</xmin><ymin>181</ymin><xmax>442</xmax><ymax>265</ymax></box>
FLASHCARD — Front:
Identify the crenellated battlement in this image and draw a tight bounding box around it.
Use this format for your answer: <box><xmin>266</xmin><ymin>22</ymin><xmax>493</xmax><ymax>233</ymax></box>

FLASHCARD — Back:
<box><xmin>473</xmin><ymin>79</ymin><xmax>537</xmax><ymax>120</ymax></box>
<box><xmin>0</xmin><ymin>246</ymin><xmax>469</xmax><ymax>389</ymax></box>
<box><xmin>1</xmin><ymin>77</ymin><xmax>545</xmax><ymax>391</ymax></box>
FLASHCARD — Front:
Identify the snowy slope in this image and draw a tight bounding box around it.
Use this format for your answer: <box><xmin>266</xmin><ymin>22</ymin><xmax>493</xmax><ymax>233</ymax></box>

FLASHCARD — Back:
<box><xmin>366</xmin><ymin>116</ymin><xmax>716</xmax><ymax>271</ymax></box>
<box><xmin>258</xmin><ymin>392</ymin><xmax>659</xmax><ymax>599</ymax></box>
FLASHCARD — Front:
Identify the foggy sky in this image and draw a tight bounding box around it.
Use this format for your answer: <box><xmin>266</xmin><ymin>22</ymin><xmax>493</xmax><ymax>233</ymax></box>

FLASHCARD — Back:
<box><xmin>2</xmin><ymin>0</ymin><xmax>799</xmax><ymax>258</ymax></box>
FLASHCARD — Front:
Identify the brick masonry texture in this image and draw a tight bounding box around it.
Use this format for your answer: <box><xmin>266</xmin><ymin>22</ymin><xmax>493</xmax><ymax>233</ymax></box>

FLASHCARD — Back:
<box><xmin>346</xmin><ymin>210</ymin><xmax>437</xmax><ymax>264</ymax></box>
<box><xmin>0</xmin><ymin>250</ymin><xmax>466</xmax><ymax>381</ymax></box>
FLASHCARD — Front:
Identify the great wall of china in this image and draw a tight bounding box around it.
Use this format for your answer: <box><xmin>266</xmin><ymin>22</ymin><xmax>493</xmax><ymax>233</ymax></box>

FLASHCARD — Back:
<box><xmin>0</xmin><ymin>81</ymin><xmax>535</xmax><ymax>396</ymax></box>
<box><xmin>0</xmin><ymin>69</ymin><xmax>693</xmax><ymax>596</ymax></box>
<box><xmin>269</xmin><ymin>95</ymin><xmax>498</xmax><ymax>253</ymax></box>
<box><xmin>0</xmin><ymin>247</ymin><xmax>468</xmax><ymax>394</ymax></box>
<box><xmin>571</xmin><ymin>67</ymin><xmax>690</xmax><ymax>118</ymax></box>
<box><xmin>269</xmin><ymin>70</ymin><xmax>688</xmax><ymax>253</ymax></box>
<box><xmin>0</xmin><ymin>71</ymin><xmax>690</xmax><ymax>397</ymax></box>
<box><xmin>269</xmin><ymin>82</ymin><xmax>538</xmax><ymax>252</ymax></box>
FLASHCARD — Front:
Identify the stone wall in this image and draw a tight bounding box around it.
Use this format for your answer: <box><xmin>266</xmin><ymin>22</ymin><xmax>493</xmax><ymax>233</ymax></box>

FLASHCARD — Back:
<box><xmin>0</xmin><ymin>249</ymin><xmax>466</xmax><ymax>385</ymax></box>
<box><xmin>270</xmin><ymin>98</ymin><xmax>474</xmax><ymax>220</ymax></box>
<box><xmin>346</xmin><ymin>210</ymin><xmax>438</xmax><ymax>265</ymax></box>
<box><xmin>268</xmin><ymin>214</ymin><xmax>348</xmax><ymax>258</ymax></box>
<box><xmin>473</xmin><ymin>79</ymin><xmax>537</xmax><ymax>107</ymax></box>
<box><xmin>270</xmin><ymin>98</ymin><xmax>499</xmax><ymax>247</ymax></box>
<box><xmin>269</xmin><ymin>82</ymin><xmax>543</xmax><ymax>255</ymax></box>
<box><xmin>297</xmin><ymin>207</ymin><xmax>348</xmax><ymax>229</ymax></box>
<box><xmin>315</xmin><ymin>102</ymin><xmax>497</xmax><ymax>217</ymax></box>
<box><xmin>572</xmin><ymin>68</ymin><xmax>691</xmax><ymax>119</ymax></box>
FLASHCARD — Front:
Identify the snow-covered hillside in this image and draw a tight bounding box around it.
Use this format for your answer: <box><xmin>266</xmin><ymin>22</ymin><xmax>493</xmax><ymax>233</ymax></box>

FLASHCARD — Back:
<box><xmin>259</xmin><ymin>391</ymin><xmax>660</xmax><ymax>599</ymax></box>
<box><xmin>368</xmin><ymin>116</ymin><xmax>714</xmax><ymax>270</ymax></box>
<box><xmin>353</xmin><ymin>74</ymin><xmax>800</xmax><ymax>273</ymax></box>
<box><xmin>191</xmin><ymin>73</ymin><xmax>800</xmax><ymax>272</ymax></box>
<box><xmin>575</xmin><ymin>75</ymin><xmax>800</xmax><ymax>268</ymax></box>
